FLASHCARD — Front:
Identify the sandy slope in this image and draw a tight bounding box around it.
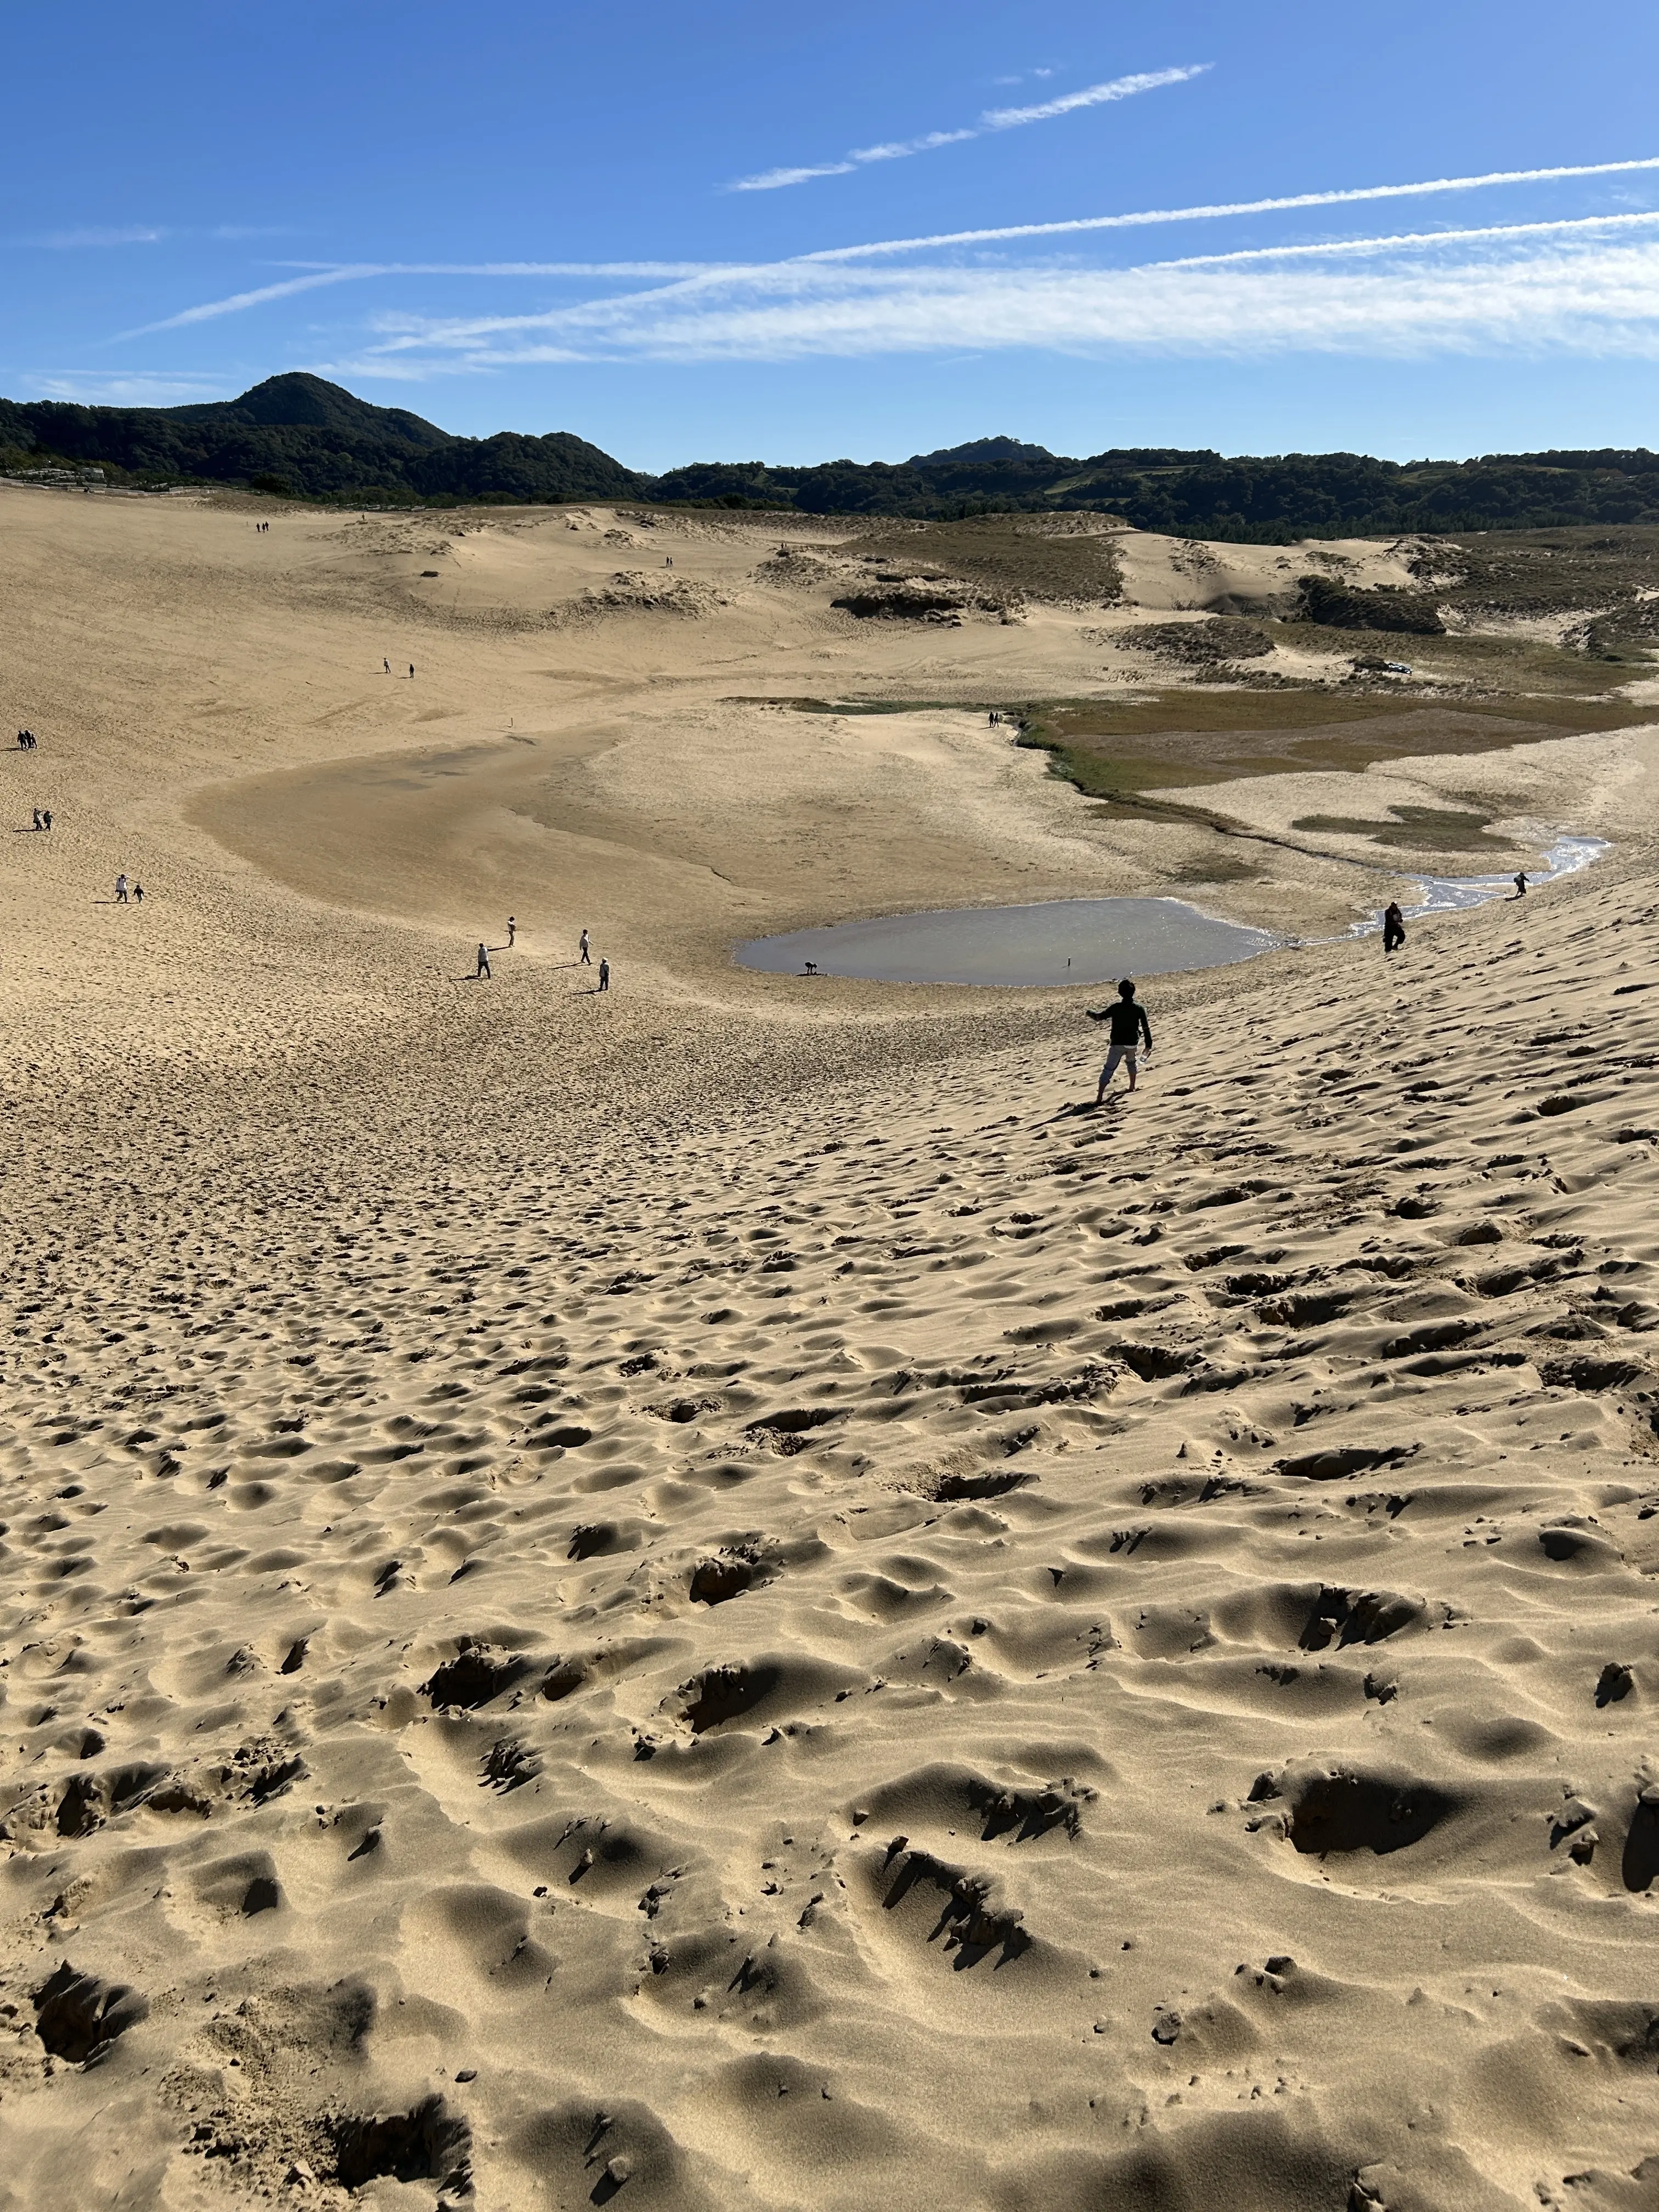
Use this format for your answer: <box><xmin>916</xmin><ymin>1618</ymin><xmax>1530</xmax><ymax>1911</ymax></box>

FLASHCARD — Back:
<box><xmin>3</xmin><ymin>487</ymin><xmax>1659</xmax><ymax>2212</ymax></box>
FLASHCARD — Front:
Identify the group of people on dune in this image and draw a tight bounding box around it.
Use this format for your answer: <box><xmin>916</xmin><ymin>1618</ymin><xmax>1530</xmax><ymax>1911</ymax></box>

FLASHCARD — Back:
<box><xmin>473</xmin><ymin>920</ymin><xmax>610</xmax><ymax>994</ymax></box>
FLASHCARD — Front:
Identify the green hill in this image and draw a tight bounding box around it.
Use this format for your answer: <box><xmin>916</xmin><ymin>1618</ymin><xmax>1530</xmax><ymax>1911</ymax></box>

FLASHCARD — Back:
<box><xmin>647</xmin><ymin>440</ymin><xmax>1659</xmax><ymax>538</ymax></box>
<box><xmin>0</xmin><ymin>373</ymin><xmax>643</xmax><ymax>506</ymax></box>
<box><xmin>3</xmin><ymin>373</ymin><xmax>1658</xmax><ymax>539</ymax></box>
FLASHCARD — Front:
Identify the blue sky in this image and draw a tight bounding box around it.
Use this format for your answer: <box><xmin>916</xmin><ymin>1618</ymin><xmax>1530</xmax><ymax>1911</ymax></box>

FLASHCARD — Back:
<box><xmin>6</xmin><ymin>0</ymin><xmax>1659</xmax><ymax>469</ymax></box>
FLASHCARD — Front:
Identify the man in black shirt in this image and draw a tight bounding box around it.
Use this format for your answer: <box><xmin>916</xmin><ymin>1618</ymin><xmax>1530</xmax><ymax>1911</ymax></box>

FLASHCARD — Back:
<box><xmin>1088</xmin><ymin>979</ymin><xmax>1153</xmax><ymax>1102</ymax></box>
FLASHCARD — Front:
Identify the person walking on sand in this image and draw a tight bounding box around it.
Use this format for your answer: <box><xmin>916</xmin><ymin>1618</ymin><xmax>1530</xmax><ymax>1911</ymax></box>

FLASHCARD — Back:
<box><xmin>1514</xmin><ymin>870</ymin><xmax>1529</xmax><ymax>899</ymax></box>
<box><xmin>42</xmin><ymin>809</ymin><xmax>50</xmax><ymax>831</ymax></box>
<box><xmin>383</xmin><ymin>658</ymin><xmax>391</xmax><ymax>674</ymax></box>
<box><xmin>1383</xmin><ymin>901</ymin><xmax>1406</xmax><ymax>955</ymax></box>
<box><xmin>579</xmin><ymin>928</ymin><xmax>590</xmax><ymax>966</ymax></box>
<box><xmin>115</xmin><ymin>873</ymin><xmax>129</xmax><ymax>904</ymax></box>
<box><xmin>507</xmin><ymin>916</ymin><xmax>516</xmax><ymax>949</ymax></box>
<box><xmin>1087</xmin><ymin>979</ymin><xmax>1152</xmax><ymax>1101</ymax></box>
<box><xmin>409</xmin><ymin>664</ymin><xmax>415</xmax><ymax>680</ymax></box>
<box><xmin>597</xmin><ymin>957</ymin><xmax>610</xmax><ymax>992</ymax></box>
<box><xmin>133</xmin><ymin>882</ymin><xmax>143</xmax><ymax>903</ymax></box>
<box><xmin>475</xmin><ymin>941</ymin><xmax>491</xmax><ymax>980</ymax></box>
<box><xmin>31</xmin><ymin>808</ymin><xmax>41</xmax><ymax>832</ymax></box>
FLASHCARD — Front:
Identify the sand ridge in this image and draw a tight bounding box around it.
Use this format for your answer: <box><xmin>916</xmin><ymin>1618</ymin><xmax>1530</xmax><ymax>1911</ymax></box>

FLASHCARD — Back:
<box><xmin>3</xmin><ymin>487</ymin><xmax>1659</xmax><ymax>2209</ymax></box>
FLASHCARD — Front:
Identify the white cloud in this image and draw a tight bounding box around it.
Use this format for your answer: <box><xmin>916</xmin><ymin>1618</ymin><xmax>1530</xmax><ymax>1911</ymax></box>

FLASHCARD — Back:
<box><xmin>806</xmin><ymin>153</ymin><xmax>1659</xmax><ymax>261</ymax></box>
<box><xmin>95</xmin><ymin>151</ymin><xmax>1659</xmax><ymax>392</ymax></box>
<box><xmin>980</xmin><ymin>67</ymin><xmax>1211</xmax><ymax>131</ymax></box>
<box><xmin>345</xmin><ymin>222</ymin><xmax>1659</xmax><ymax>370</ymax></box>
<box><xmin>725</xmin><ymin>64</ymin><xmax>1207</xmax><ymax>190</ymax></box>
<box><xmin>125</xmin><ymin>261</ymin><xmax>718</xmax><ymax>337</ymax></box>
<box><xmin>844</xmin><ymin>129</ymin><xmax>977</xmax><ymax>166</ymax></box>
<box><xmin>26</xmin><ymin>373</ymin><xmax>229</xmax><ymax>404</ymax></box>
<box><xmin>127</xmin><ymin>266</ymin><xmax>386</xmax><ymax>334</ymax></box>
<box><xmin>15</xmin><ymin>225</ymin><xmax>167</xmax><ymax>250</ymax></box>
<box><xmin>727</xmin><ymin>163</ymin><xmax>857</xmax><ymax>191</ymax></box>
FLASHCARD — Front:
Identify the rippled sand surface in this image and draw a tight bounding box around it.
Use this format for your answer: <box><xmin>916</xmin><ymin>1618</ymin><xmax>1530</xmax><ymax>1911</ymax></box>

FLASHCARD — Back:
<box><xmin>4</xmin><ymin>488</ymin><xmax>1659</xmax><ymax>2212</ymax></box>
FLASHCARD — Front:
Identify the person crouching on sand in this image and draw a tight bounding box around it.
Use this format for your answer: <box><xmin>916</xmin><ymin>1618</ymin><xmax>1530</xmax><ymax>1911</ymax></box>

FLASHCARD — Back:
<box><xmin>1087</xmin><ymin>979</ymin><xmax>1152</xmax><ymax>1101</ymax></box>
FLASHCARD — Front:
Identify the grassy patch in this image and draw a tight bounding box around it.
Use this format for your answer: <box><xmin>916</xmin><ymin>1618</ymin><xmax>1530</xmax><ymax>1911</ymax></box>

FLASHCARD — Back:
<box><xmin>842</xmin><ymin>515</ymin><xmax>1124</xmax><ymax>608</ymax></box>
<box><xmin>1290</xmin><ymin>805</ymin><xmax>1509</xmax><ymax>854</ymax></box>
<box><xmin>1161</xmin><ymin>852</ymin><xmax>1265</xmax><ymax>883</ymax></box>
<box><xmin>1014</xmin><ymin>686</ymin><xmax>1651</xmax><ymax>823</ymax></box>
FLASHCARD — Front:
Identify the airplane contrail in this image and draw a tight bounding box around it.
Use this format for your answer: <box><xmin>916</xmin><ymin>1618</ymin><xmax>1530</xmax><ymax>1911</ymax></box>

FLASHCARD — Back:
<box><xmin>799</xmin><ymin>155</ymin><xmax>1659</xmax><ymax>263</ymax></box>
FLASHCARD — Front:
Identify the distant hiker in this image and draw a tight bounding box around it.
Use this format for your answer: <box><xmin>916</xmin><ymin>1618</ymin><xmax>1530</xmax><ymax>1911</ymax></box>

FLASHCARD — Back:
<box><xmin>383</xmin><ymin>658</ymin><xmax>391</xmax><ymax>674</ymax></box>
<box><xmin>115</xmin><ymin>873</ymin><xmax>128</xmax><ymax>904</ymax></box>
<box><xmin>409</xmin><ymin>664</ymin><xmax>416</xmax><ymax>679</ymax></box>
<box><xmin>132</xmin><ymin>882</ymin><xmax>143</xmax><ymax>903</ymax></box>
<box><xmin>579</xmin><ymin>928</ymin><xmax>590</xmax><ymax>966</ymax></box>
<box><xmin>1383</xmin><ymin>901</ymin><xmax>1406</xmax><ymax>955</ymax></box>
<box><xmin>664</xmin><ymin>556</ymin><xmax>673</xmax><ymax>568</ymax></box>
<box><xmin>597</xmin><ymin>957</ymin><xmax>610</xmax><ymax>992</ymax></box>
<box><xmin>1514</xmin><ymin>871</ymin><xmax>1529</xmax><ymax>899</ymax></box>
<box><xmin>1087</xmin><ymin>979</ymin><xmax>1152</xmax><ymax>1101</ymax></box>
<box><xmin>475</xmin><ymin>941</ymin><xmax>491</xmax><ymax>980</ymax></box>
<box><xmin>507</xmin><ymin>915</ymin><xmax>516</xmax><ymax>948</ymax></box>
<box><xmin>31</xmin><ymin>808</ymin><xmax>41</xmax><ymax>831</ymax></box>
<box><xmin>41</xmin><ymin>809</ymin><xmax>51</xmax><ymax>831</ymax></box>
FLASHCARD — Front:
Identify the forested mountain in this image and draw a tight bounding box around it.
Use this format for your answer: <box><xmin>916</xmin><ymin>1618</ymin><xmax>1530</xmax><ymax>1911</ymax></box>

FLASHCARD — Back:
<box><xmin>648</xmin><ymin>437</ymin><xmax>1659</xmax><ymax>537</ymax></box>
<box><xmin>3</xmin><ymin>374</ymin><xmax>1657</xmax><ymax>540</ymax></box>
<box><xmin>0</xmin><ymin>374</ymin><xmax>640</xmax><ymax>506</ymax></box>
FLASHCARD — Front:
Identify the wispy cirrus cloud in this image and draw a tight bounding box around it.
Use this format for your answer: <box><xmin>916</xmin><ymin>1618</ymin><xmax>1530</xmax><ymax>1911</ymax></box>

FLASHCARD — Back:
<box><xmin>725</xmin><ymin>64</ymin><xmax>1209</xmax><ymax>192</ymax></box>
<box><xmin>804</xmin><ymin>152</ymin><xmax>1659</xmax><ymax>259</ymax></box>
<box><xmin>333</xmin><ymin>216</ymin><xmax>1659</xmax><ymax>374</ymax></box>
<box><xmin>115</xmin><ymin>154</ymin><xmax>1659</xmax><ymax>345</ymax></box>
<box><xmin>122</xmin><ymin>260</ymin><xmax>716</xmax><ymax>337</ymax></box>
<box><xmin>9</xmin><ymin>221</ymin><xmax>289</xmax><ymax>251</ymax></box>
<box><xmin>97</xmin><ymin>149</ymin><xmax>1659</xmax><ymax>391</ymax></box>
<box><xmin>13</xmin><ymin>224</ymin><xmax>168</xmax><ymax>250</ymax></box>
<box><xmin>26</xmin><ymin>372</ymin><xmax>230</xmax><ymax>404</ymax></box>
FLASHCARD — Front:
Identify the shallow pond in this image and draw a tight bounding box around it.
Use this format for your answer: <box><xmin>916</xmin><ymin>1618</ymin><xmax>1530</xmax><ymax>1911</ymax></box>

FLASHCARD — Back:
<box><xmin>736</xmin><ymin>896</ymin><xmax>1274</xmax><ymax>988</ymax></box>
<box><xmin>734</xmin><ymin>837</ymin><xmax>1609</xmax><ymax>988</ymax></box>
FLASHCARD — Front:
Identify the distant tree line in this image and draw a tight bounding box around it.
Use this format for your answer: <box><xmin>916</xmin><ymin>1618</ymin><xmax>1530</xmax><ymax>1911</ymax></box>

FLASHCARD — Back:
<box><xmin>4</xmin><ymin>375</ymin><xmax>1658</xmax><ymax>540</ymax></box>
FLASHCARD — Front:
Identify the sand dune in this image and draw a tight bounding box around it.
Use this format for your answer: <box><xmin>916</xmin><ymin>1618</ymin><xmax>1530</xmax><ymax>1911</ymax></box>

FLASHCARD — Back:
<box><xmin>3</xmin><ymin>485</ymin><xmax>1659</xmax><ymax>2211</ymax></box>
